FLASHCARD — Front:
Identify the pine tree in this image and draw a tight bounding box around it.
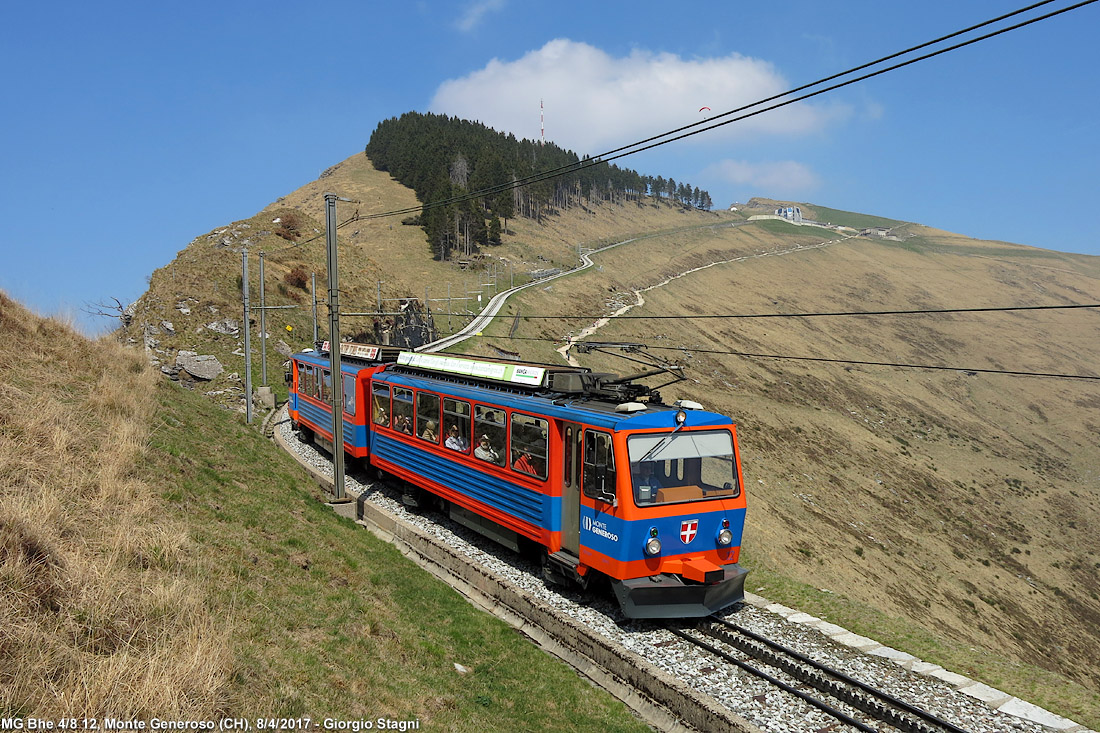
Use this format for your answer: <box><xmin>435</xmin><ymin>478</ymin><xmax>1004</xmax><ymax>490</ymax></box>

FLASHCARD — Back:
<box><xmin>488</xmin><ymin>214</ymin><xmax>502</xmax><ymax>246</ymax></box>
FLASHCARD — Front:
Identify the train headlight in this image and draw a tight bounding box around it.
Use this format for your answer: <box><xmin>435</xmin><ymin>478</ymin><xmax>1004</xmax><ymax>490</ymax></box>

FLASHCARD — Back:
<box><xmin>644</xmin><ymin>528</ymin><xmax>661</xmax><ymax>556</ymax></box>
<box><xmin>717</xmin><ymin>528</ymin><xmax>734</xmax><ymax>546</ymax></box>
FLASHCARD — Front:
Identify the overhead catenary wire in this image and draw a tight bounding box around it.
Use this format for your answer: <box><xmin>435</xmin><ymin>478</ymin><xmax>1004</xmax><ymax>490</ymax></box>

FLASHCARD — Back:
<box><xmin>472</xmin><ymin>303</ymin><xmax>1100</xmax><ymax>321</ymax></box>
<box><xmin>486</xmin><ymin>334</ymin><xmax>1100</xmax><ymax>382</ymax></box>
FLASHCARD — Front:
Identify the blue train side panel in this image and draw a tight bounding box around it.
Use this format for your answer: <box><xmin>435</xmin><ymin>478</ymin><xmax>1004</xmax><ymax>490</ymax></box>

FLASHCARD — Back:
<box><xmin>371</xmin><ymin>432</ymin><xmax>553</xmax><ymax>534</ymax></box>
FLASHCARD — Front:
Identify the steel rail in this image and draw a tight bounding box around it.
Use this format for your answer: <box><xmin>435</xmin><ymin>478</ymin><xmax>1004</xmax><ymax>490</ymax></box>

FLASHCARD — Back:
<box><xmin>667</xmin><ymin>626</ymin><xmax>879</xmax><ymax>732</ymax></box>
<box><xmin>698</xmin><ymin>617</ymin><xmax>972</xmax><ymax>732</ymax></box>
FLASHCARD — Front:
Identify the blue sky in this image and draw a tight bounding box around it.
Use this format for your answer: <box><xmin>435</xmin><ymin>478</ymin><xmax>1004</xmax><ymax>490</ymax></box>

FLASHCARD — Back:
<box><xmin>2</xmin><ymin>1</ymin><xmax>1097</xmax><ymax>335</ymax></box>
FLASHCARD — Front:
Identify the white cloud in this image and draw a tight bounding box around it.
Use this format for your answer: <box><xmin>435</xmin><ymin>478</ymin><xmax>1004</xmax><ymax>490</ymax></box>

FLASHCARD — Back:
<box><xmin>430</xmin><ymin>39</ymin><xmax>849</xmax><ymax>155</ymax></box>
<box><xmin>703</xmin><ymin>159</ymin><xmax>821</xmax><ymax>194</ymax></box>
<box><xmin>455</xmin><ymin>0</ymin><xmax>507</xmax><ymax>32</ymax></box>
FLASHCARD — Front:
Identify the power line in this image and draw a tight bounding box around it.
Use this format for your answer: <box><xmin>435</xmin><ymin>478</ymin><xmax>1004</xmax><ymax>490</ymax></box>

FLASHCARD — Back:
<box><xmin>646</xmin><ymin>344</ymin><xmax>1100</xmax><ymax>382</ymax></box>
<box><xmin>484</xmin><ymin>334</ymin><xmax>1100</xmax><ymax>381</ymax></box>
<box><xmin>594</xmin><ymin>0</ymin><xmax>1098</xmax><ymax>169</ymax></box>
<box><xmin>499</xmin><ymin>303</ymin><xmax>1100</xmax><ymax>321</ymax></box>
<box><xmin>339</xmin><ymin>0</ymin><xmax>1094</xmax><ymax>224</ymax></box>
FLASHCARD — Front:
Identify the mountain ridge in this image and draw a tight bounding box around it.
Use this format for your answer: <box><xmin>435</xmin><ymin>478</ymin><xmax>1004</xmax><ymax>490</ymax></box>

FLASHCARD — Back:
<box><xmin>117</xmin><ymin>149</ymin><xmax>1100</xmax><ymax>722</ymax></box>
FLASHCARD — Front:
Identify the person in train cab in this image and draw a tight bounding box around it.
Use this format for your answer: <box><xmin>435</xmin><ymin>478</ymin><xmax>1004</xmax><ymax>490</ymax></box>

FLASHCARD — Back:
<box><xmin>372</xmin><ymin>400</ymin><xmax>388</xmax><ymax>426</ymax></box>
<box><xmin>445</xmin><ymin>425</ymin><xmax>468</xmax><ymax>452</ymax></box>
<box><xmin>474</xmin><ymin>435</ymin><xmax>500</xmax><ymax>464</ymax></box>
<box><xmin>513</xmin><ymin>450</ymin><xmax>536</xmax><ymax>475</ymax></box>
<box><xmin>634</xmin><ymin>461</ymin><xmax>663</xmax><ymax>489</ymax></box>
<box><xmin>421</xmin><ymin>420</ymin><xmax>438</xmax><ymax>442</ymax></box>
<box><xmin>396</xmin><ymin>415</ymin><xmax>413</xmax><ymax>434</ymax></box>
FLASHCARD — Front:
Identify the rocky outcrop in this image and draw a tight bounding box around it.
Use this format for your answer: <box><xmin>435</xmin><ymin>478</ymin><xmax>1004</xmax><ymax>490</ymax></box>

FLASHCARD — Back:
<box><xmin>174</xmin><ymin>351</ymin><xmax>224</xmax><ymax>381</ymax></box>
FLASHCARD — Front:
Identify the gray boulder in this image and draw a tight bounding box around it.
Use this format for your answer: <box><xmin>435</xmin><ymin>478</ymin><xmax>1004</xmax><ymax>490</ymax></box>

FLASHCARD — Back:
<box><xmin>176</xmin><ymin>351</ymin><xmax>224</xmax><ymax>381</ymax></box>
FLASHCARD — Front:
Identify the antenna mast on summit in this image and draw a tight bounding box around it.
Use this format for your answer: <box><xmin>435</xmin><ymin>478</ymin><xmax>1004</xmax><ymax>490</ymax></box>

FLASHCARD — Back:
<box><xmin>540</xmin><ymin>99</ymin><xmax>544</xmax><ymax>145</ymax></box>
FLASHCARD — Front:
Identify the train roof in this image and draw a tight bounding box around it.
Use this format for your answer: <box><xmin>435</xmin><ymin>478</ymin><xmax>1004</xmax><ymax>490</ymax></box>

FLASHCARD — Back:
<box><xmin>295</xmin><ymin>341</ymin><xmax>707</xmax><ymax>417</ymax></box>
<box><xmin>376</xmin><ymin>362</ymin><xmax>732</xmax><ymax>431</ymax></box>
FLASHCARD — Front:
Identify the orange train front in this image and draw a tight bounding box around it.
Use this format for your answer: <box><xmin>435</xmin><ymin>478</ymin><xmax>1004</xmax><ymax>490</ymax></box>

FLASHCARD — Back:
<box><xmin>290</xmin><ymin>345</ymin><xmax>748</xmax><ymax>619</ymax></box>
<box><xmin>574</xmin><ymin>409</ymin><xmax>748</xmax><ymax>617</ymax></box>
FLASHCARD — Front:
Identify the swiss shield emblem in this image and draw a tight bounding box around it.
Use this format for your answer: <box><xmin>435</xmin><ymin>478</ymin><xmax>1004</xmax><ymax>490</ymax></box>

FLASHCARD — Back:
<box><xmin>680</xmin><ymin>519</ymin><xmax>699</xmax><ymax>544</ymax></box>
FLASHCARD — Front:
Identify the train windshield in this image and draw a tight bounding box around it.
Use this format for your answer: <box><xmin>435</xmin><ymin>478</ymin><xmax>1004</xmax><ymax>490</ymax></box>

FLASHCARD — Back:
<box><xmin>627</xmin><ymin>430</ymin><xmax>740</xmax><ymax>506</ymax></box>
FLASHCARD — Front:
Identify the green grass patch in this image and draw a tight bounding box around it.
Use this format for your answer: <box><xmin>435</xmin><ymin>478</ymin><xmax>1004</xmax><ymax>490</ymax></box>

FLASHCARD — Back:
<box><xmin>145</xmin><ymin>380</ymin><xmax>649</xmax><ymax>730</ymax></box>
<box><xmin>809</xmin><ymin>205</ymin><xmax>905</xmax><ymax>230</ymax></box>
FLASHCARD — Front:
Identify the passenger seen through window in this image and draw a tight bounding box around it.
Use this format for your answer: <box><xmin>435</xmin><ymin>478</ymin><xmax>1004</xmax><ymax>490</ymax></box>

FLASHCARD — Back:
<box><xmin>443</xmin><ymin>398</ymin><xmax>470</xmax><ymax>452</ymax></box>
<box><xmin>393</xmin><ymin>388</ymin><xmax>414</xmax><ymax>434</ymax></box>
<box><xmin>510</xmin><ymin>412</ymin><xmax>548</xmax><ymax>480</ymax></box>
<box><xmin>473</xmin><ymin>406</ymin><xmax>506</xmax><ymax>466</ymax></box>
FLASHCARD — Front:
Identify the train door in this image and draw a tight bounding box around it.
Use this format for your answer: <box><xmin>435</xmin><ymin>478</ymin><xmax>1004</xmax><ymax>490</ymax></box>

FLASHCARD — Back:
<box><xmin>561</xmin><ymin>422</ymin><xmax>583</xmax><ymax>555</ymax></box>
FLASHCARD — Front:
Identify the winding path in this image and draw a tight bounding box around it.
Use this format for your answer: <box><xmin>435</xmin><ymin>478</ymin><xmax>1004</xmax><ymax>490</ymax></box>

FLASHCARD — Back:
<box><xmin>418</xmin><ymin>220</ymin><xmax>855</xmax><ymax>363</ymax></box>
<box><xmin>555</xmin><ymin>231</ymin><xmax>858</xmax><ymax>365</ymax></box>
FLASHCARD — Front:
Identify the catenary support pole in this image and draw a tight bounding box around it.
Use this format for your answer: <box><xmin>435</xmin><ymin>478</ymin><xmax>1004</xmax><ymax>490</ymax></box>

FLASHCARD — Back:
<box><xmin>242</xmin><ymin>249</ymin><xmax>253</xmax><ymax>424</ymax></box>
<box><xmin>259</xmin><ymin>251</ymin><xmax>268</xmax><ymax>387</ymax></box>
<box><xmin>325</xmin><ymin>192</ymin><xmax>354</xmax><ymax>503</ymax></box>
<box><xmin>311</xmin><ymin>272</ymin><xmax>318</xmax><ymax>345</ymax></box>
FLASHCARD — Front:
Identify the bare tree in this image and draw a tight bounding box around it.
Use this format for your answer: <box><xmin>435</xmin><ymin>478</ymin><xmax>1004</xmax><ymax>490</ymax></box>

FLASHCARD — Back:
<box><xmin>84</xmin><ymin>297</ymin><xmax>133</xmax><ymax>326</ymax></box>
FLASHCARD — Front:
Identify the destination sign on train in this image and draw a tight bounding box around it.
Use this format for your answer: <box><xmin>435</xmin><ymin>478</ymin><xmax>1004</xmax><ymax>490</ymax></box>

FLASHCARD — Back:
<box><xmin>397</xmin><ymin>351</ymin><xmax>546</xmax><ymax>387</ymax></box>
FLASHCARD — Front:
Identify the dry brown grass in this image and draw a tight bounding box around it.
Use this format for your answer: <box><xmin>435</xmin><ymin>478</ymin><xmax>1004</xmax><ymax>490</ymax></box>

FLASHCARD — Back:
<box><xmin>0</xmin><ymin>291</ymin><xmax>230</xmax><ymax>716</ymax></box>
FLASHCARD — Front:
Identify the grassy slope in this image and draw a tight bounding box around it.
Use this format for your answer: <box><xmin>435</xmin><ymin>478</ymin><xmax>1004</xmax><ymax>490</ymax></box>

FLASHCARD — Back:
<box><xmin>148</xmin><ymin>370</ymin><xmax>647</xmax><ymax>730</ymax></box>
<box><xmin>0</xmin><ymin>293</ymin><xmax>648</xmax><ymax>729</ymax></box>
<box><xmin>121</xmin><ymin>152</ymin><xmax>1100</xmax><ymax>726</ymax></box>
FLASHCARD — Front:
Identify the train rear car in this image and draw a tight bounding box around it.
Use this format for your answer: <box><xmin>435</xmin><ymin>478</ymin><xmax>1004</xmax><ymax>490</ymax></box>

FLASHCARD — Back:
<box><xmin>287</xmin><ymin>342</ymin><xmax>401</xmax><ymax>460</ymax></box>
<box><xmin>369</xmin><ymin>350</ymin><xmax>748</xmax><ymax>618</ymax></box>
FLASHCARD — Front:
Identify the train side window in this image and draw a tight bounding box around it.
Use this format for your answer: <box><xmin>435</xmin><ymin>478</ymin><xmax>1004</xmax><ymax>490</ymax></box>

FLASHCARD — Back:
<box><xmin>582</xmin><ymin>430</ymin><xmax>616</xmax><ymax>504</ymax></box>
<box><xmin>302</xmin><ymin>365</ymin><xmax>315</xmax><ymax>397</ymax></box>
<box><xmin>393</xmin><ymin>388</ymin><xmax>414</xmax><ymax>435</ymax></box>
<box><xmin>473</xmin><ymin>406</ymin><xmax>506</xmax><ymax>466</ymax></box>
<box><xmin>342</xmin><ymin>374</ymin><xmax>356</xmax><ymax>416</ymax></box>
<box><xmin>371</xmin><ymin>384</ymin><xmax>390</xmax><ymax>427</ymax></box>
<box><xmin>510</xmin><ymin>413</ymin><xmax>547</xmax><ymax>480</ymax></box>
<box><xmin>320</xmin><ymin>369</ymin><xmax>332</xmax><ymax>403</ymax></box>
<box><xmin>443</xmin><ymin>398</ymin><xmax>471</xmax><ymax>452</ymax></box>
<box><xmin>416</xmin><ymin>392</ymin><xmax>440</xmax><ymax>444</ymax></box>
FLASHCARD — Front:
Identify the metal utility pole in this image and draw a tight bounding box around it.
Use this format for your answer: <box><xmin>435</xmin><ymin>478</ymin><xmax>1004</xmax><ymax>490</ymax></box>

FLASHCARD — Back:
<box><xmin>242</xmin><ymin>249</ymin><xmax>253</xmax><ymax>424</ymax></box>
<box><xmin>311</xmin><ymin>273</ymin><xmax>318</xmax><ymax>345</ymax></box>
<box><xmin>259</xmin><ymin>251</ymin><xmax>268</xmax><ymax>387</ymax></box>
<box><xmin>325</xmin><ymin>192</ymin><xmax>354</xmax><ymax>503</ymax></box>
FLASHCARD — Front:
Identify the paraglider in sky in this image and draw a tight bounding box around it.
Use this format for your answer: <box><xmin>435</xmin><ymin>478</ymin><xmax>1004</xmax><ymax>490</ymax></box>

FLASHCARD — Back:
<box><xmin>699</xmin><ymin>106</ymin><xmax>711</xmax><ymax>112</ymax></box>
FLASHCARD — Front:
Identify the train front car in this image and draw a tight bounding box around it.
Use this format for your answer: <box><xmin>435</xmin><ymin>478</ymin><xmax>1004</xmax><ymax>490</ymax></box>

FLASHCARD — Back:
<box><xmin>578</xmin><ymin>403</ymin><xmax>748</xmax><ymax>619</ymax></box>
<box><xmin>370</xmin><ymin>350</ymin><xmax>748</xmax><ymax>620</ymax></box>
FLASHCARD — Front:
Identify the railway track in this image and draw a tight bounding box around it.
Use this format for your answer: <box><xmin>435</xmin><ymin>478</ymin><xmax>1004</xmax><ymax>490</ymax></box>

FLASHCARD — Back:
<box><xmin>671</xmin><ymin>617</ymin><xmax>971</xmax><ymax>733</ymax></box>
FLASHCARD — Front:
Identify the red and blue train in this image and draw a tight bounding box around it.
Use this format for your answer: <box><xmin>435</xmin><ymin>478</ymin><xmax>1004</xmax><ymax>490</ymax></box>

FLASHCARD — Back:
<box><xmin>287</xmin><ymin>342</ymin><xmax>748</xmax><ymax>618</ymax></box>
